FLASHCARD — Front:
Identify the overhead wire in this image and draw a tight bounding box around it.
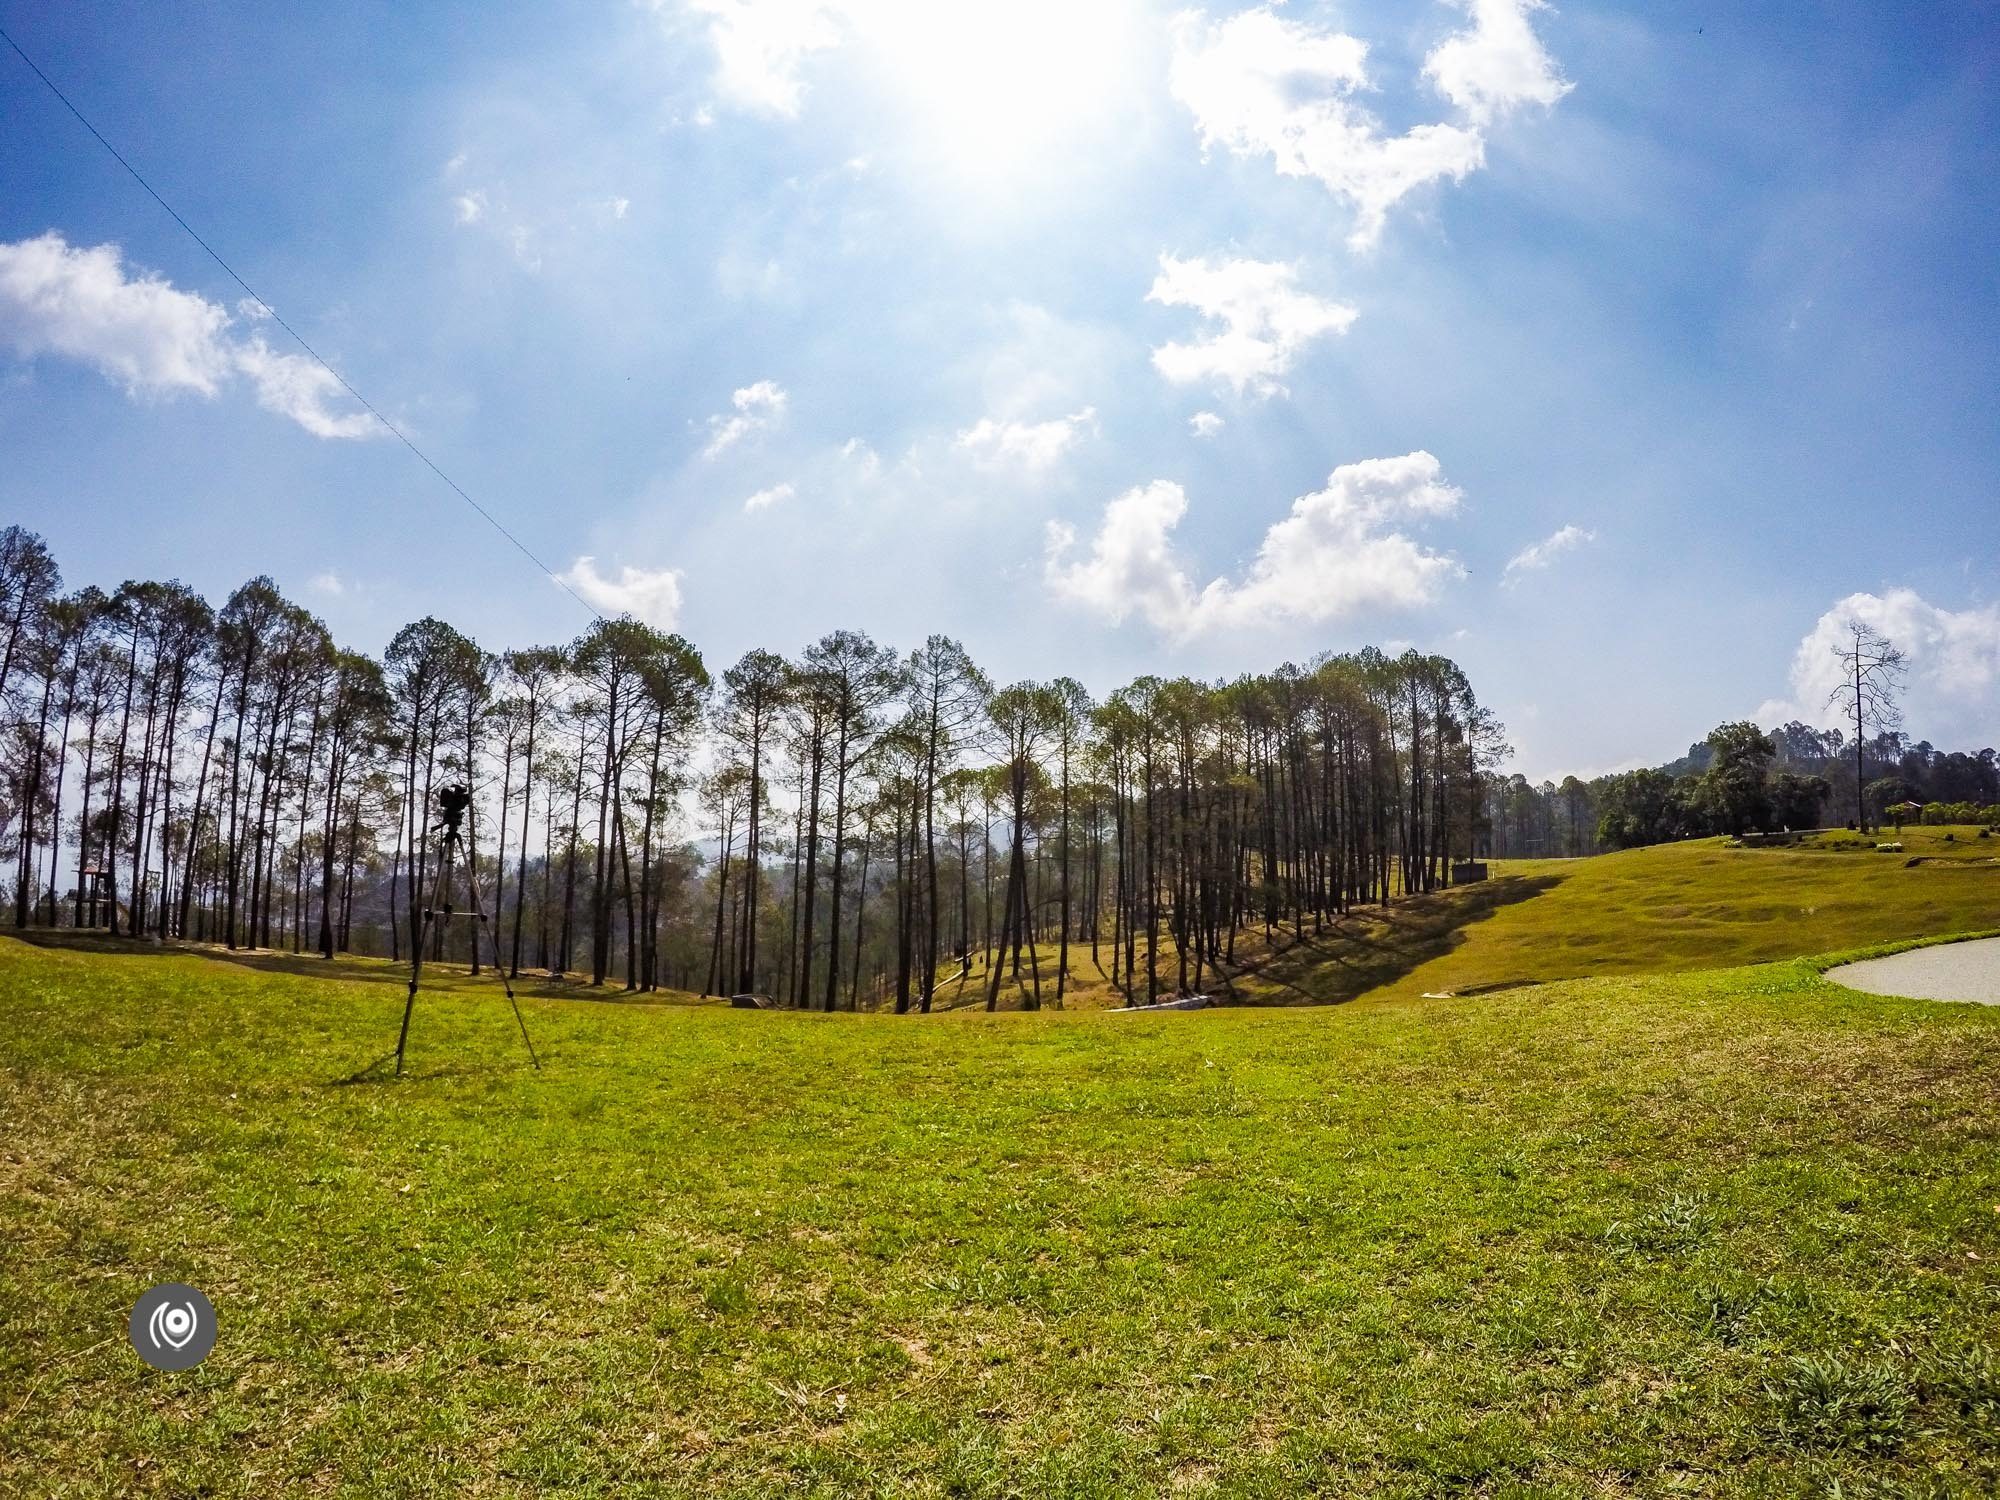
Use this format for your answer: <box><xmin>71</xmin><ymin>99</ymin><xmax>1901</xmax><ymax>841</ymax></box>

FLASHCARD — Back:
<box><xmin>0</xmin><ymin>22</ymin><xmax>604</xmax><ymax>622</ymax></box>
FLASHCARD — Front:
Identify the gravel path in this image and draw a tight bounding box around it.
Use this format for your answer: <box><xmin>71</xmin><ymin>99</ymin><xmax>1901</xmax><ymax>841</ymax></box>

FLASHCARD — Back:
<box><xmin>1826</xmin><ymin>937</ymin><xmax>2000</xmax><ymax>1005</ymax></box>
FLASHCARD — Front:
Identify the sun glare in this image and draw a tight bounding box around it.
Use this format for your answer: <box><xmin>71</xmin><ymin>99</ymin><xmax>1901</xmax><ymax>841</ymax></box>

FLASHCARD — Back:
<box><xmin>851</xmin><ymin>0</ymin><xmax>1148</xmax><ymax>183</ymax></box>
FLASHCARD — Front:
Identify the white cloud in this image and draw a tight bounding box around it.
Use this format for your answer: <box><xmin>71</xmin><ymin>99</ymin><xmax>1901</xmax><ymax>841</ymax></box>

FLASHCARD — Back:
<box><xmin>840</xmin><ymin>437</ymin><xmax>881</xmax><ymax>479</ymax></box>
<box><xmin>1147</xmin><ymin>254</ymin><xmax>1355</xmax><ymax>395</ymax></box>
<box><xmin>453</xmin><ymin>191</ymin><xmax>487</xmax><ymax>225</ymax></box>
<box><xmin>308</xmin><ymin>571</ymin><xmax>345</xmax><ymax>597</ymax></box>
<box><xmin>0</xmin><ymin>233</ymin><xmax>233</xmax><ymax>396</ymax></box>
<box><xmin>1168</xmin><ymin>3</ymin><xmax>1566</xmax><ymax>249</ymax></box>
<box><xmin>1044</xmin><ymin>481</ymin><xmax>1200</xmax><ymax>631</ymax></box>
<box><xmin>1188</xmin><ymin>410</ymin><xmax>1225</xmax><ymax>437</ymax></box>
<box><xmin>702</xmin><ymin>379</ymin><xmax>787</xmax><ymax>458</ymax></box>
<box><xmin>742</xmin><ymin>481</ymin><xmax>795</xmax><ymax>513</ymax></box>
<box><xmin>1761</xmin><ymin>589</ymin><xmax>2000</xmax><ymax>748</ymax></box>
<box><xmin>0</xmin><ymin>233</ymin><xmax>377</xmax><ymax>439</ymax></box>
<box><xmin>230</xmin><ymin>337</ymin><xmax>379</xmax><ymax>440</ymax></box>
<box><xmin>1501</xmin><ymin>522</ymin><xmax>1594</xmax><ymax>584</ymax></box>
<box><xmin>606</xmin><ymin>196</ymin><xmax>631</xmax><ymax>220</ymax></box>
<box><xmin>559</xmin><ymin>556</ymin><xmax>685</xmax><ymax>627</ymax></box>
<box><xmin>1424</xmin><ymin>0</ymin><xmax>1572</xmax><ymax>126</ymax></box>
<box><xmin>955</xmin><ymin>406</ymin><xmax>1097</xmax><ymax>471</ymax></box>
<box><xmin>1046</xmin><ymin>451</ymin><xmax>1466</xmax><ymax>637</ymax></box>
<box><xmin>679</xmin><ymin>0</ymin><xmax>844</xmax><ymax>119</ymax></box>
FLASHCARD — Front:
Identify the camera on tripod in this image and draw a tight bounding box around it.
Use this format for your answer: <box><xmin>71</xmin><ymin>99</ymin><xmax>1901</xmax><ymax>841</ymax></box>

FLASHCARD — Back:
<box><xmin>394</xmin><ymin>779</ymin><xmax>541</xmax><ymax>1076</ymax></box>
<box><xmin>434</xmin><ymin>783</ymin><xmax>472</xmax><ymax>836</ymax></box>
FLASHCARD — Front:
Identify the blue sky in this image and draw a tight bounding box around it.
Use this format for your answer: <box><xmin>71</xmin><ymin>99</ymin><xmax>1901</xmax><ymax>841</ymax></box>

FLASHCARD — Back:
<box><xmin>3</xmin><ymin>1</ymin><xmax>1996</xmax><ymax>777</ymax></box>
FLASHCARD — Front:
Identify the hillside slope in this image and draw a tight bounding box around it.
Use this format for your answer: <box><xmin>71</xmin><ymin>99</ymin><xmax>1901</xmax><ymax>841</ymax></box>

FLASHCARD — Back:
<box><xmin>977</xmin><ymin>826</ymin><xmax>2000</xmax><ymax>1012</ymax></box>
<box><xmin>1366</xmin><ymin>827</ymin><xmax>2000</xmax><ymax>1004</ymax></box>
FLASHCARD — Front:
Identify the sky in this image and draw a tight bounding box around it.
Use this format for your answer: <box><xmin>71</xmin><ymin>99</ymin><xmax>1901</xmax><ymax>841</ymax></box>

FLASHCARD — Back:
<box><xmin>2</xmin><ymin>1</ymin><xmax>1996</xmax><ymax>780</ymax></box>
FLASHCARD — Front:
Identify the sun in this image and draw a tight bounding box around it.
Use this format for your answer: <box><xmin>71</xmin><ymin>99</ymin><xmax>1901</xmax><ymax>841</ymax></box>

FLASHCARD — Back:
<box><xmin>847</xmin><ymin>0</ymin><xmax>1150</xmax><ymax>184</ymax></box>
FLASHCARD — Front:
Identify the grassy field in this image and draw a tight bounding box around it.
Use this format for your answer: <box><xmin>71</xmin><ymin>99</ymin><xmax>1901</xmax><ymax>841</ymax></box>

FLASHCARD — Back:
<box><xmin>962</xmin><ymin>827</ymin><xmax>2000</xmax><ymax>1013</ymax></box>
<box><xmin>3</xmin><ymin>916</ymin><xmax>1998</xmax><ymax>1495</ymax></box>
<box><xmin>1366</xmin><ymin>825</ymin><xmax>2000</xmax><ymax>1005</ymax></box>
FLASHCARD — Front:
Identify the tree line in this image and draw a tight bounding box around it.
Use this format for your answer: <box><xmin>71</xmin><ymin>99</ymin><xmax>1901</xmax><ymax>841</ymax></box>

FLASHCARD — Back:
<box><xmin>1489</xmin><ymin>722</ymin><xmax>1999</xmax><ymax>857</ymax></box>
<box><xmin>0</xmin><ymin>524</ymin><xmax>1511</xmax><ymax>1008</ymax></box>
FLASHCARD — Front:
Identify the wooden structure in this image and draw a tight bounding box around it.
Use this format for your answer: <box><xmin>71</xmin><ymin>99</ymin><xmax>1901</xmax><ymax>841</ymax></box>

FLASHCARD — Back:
<box><xmin>75</xmin><ymin>866</ymin><xmax>114</xmax><ymax>928</ymax></box>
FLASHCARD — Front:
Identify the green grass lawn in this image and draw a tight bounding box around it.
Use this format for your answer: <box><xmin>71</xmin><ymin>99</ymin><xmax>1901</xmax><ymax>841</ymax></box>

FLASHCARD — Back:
<box><xmin>1361</xmin><ymin>827</ymin><xmax>2000</xmax><ymax>1005</ymax></box>
<box><xmin>961</xmin><ymin>828</ymin><xmax>2000</xmax><ymax>1014</ymax></box>
<box><xmin>3</xmin><ymin>926</ymin><xmax>1997</xmax><ymax>1496</ymax></box>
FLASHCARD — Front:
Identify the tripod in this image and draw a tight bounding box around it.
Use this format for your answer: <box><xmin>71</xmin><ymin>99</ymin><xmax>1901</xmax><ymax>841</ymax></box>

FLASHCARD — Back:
<box><xmin>394</xmin><ymin>787</ymin><xmax>541</xmax><ymax>1076</ymax></box>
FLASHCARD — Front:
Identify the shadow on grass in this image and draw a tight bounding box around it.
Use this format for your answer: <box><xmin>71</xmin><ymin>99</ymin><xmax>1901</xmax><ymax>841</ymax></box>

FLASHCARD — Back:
<box><xmin>331</xmin><ymin>1050</ymin><xmax>536</xmax><ymax>1087</ymax></box>
<box><xmin>332</xmin><ymin>1049</ymin><xmax>403</xmax><ymax>1086</ymax></box>
<box><xmin>939</xmin><ymin>874</ymin><xmax>1561</xmax><ymax>1012</ymax></box>
<box><xmin>1216</xmin><ymin>873</ymin><xmax>1560</xmax><ymax>1006</ymax></box>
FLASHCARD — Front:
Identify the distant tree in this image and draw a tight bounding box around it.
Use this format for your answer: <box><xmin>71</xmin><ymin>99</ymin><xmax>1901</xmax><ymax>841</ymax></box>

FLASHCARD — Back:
<box><xmin>316</xmin><ymin>650</ymin><xmax>387</xmax><ymax>957</ymax></box>
<box><xmin>1694</xmin><ymin>721</ymin><xmax>1776</xmax><ymax>836</ymax></box>
<box><xmin>715</xmin><ymin>649</ymin><xmax>790</xmax><ymax>996</ymax></box>
<box><xmin>628</xmin><ymin>632</ymin><xmax>708</xmax><ymax>992</ymax></box>
<box><xmin>0</xmin><ymin>525</ymin><xmax>59</xmax><ymax>711</ymax></box>
<box><xmin>904</xmin><ymin>636</ymin><xmax>990</xmax><ymax>1012</ymax></box>
<box><xmin>983</xmin><ymin>682</ymin><xmax>1058</xmax><ymax>1011</ymax></box>
<box><xmin>698</xmin><ymin>762</ymin><xmax>750</xmax><ymax>996</ymax></box>
<box><xmin>570</xmin><ymin>617</ymin><xmax>702</xmax><ymax>988</ymax></box>
<box><xmin>1867</xmin><ymin>775</ymin><xmax>1916</xmax><ymax>826</ymax></box>
<box><xmin>1462</xmin><ymin>703</ymin><xmax>1511</xmax><ymax>858</ymax></box>
<box><xmin>805</xmin><ymin>629</ymin><xmax>904</xmax><ymax>1011</ymax></box>
<box><xmin>1769</xmin><ymin>771</ymin><xmax>1831</xmax><ymax>831</ymax></box>
<box><xmin>1557</xmin><ymin>775</ymin><xmax>1591</xmax><ymax>855</ymax></box>
<box><xmin>1770</xmin><ymin>720</ymin><xmax>1842</xmax><ymax>769</ymax></box>
<box><xmin>1594</xmin><ymin>767</ymin><xmax>1676</xmax><ymax>849</ymax></box>
<box><xmin>13</xmin><ymin>589</ymin><xmax>96</xmax><ymax>924</ymax></box>
<box><xmin>1827</xmin><ymin>621</ymin><xmax>1907</xmax><ymax>832</ymax></box>
<box><xmin>501</xmin><ymin>646</ymin><xmax>567</xmax><ymax>976</ymax></box>
<box><xmin>1046</xmin><ymin>677</ymin><xmax>1093</xmax><ymax>1004</ymax></box>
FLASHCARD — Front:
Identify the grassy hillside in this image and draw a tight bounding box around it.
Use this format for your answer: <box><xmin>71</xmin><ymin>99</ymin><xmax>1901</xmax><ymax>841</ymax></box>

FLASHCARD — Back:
<box><xmin>3</xmin><ymin>934</ymin><xmax>1997</xmax><ymax>1496</ymax></box>
<box><xmin>964</xmin><ymin>826</ymin><xmax>2000</xmax><ymax>1012</ymax></box>
<box><xmin>1374</xmin><ymin>826</ymin><xmax>2000</xmax><ymax>1003</ymax></box>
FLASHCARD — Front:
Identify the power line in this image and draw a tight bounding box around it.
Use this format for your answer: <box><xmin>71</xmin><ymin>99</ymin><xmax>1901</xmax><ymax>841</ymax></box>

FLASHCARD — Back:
<box><xmin>0</xmin><ymin>23</ymin><xmax>603</xmax><ymax>622</ymax></box>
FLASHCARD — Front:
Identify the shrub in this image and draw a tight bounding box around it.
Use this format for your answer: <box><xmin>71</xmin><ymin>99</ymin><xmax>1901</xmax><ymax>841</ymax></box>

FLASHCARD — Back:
<box><xmin>1693</xmin><ymin>1275</ymin><xmax>1776</xmax><ymax>1345</ymax></box>
<box><xmin>1924</xmin><ymin>1342</ymin><xmax>2000</xmax><ymax>1425</ymax></box>
<box><xmin>1606</xmin><ymin>1191</ymin><xmax>1714</xmax><ymax>1256</ymax></box>
<box><xmin>1766</xmin><ymin>1354</ymin><xmax>1912</xmax><ymax>1452</ymax></box>
<box><xmin>1920</xmin><ymin>801</ymin><xmax>1999</xmax><ymax>826</ymax></box>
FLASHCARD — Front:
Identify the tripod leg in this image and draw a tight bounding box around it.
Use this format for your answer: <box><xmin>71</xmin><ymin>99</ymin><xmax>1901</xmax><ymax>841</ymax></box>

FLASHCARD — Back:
<box><xmin>395</xmin><ymin>850</ymin><xmax>451</xmax><ymax>1076</ymax></box>
<box><xmin>463</xmin><ymin>831</ymin><xmax>540</xmax><ymax>1070</ymax></box>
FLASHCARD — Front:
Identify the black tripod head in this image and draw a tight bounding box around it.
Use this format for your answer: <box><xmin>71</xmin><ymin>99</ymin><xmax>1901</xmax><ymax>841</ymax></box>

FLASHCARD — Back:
<box><xmin>435</xmin><ymin>783</ymin><xmax>471</xmax><ymax>837</ymax></box>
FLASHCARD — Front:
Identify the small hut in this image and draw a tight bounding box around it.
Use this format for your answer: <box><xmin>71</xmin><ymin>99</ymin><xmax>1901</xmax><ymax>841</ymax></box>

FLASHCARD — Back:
<box><xmin>1885</xmin><ymin>800</ymin><xmax>1924</xmax><ymax>832</ymax></box>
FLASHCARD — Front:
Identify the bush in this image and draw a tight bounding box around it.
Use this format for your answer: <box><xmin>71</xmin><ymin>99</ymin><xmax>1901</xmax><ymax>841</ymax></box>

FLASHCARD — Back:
<box><xmin>1920</xmin><ymin>801</ymin><xmax>1999</xmax><ymax>826</ymax></box>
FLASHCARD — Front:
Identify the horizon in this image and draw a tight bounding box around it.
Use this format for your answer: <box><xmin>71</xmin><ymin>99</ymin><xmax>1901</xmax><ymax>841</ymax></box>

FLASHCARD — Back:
<box><xmin>3</xmin><ymin>2</ymin><xmax>1997</xmax><ymax>782</ymax></box>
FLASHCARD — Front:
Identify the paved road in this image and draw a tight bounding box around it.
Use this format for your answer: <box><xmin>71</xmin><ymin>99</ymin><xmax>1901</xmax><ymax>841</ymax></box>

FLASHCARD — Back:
<box><xmin>1826</xmin><ymin>937</ymin><xmax>2000</xmax><ymax>1005</ymax></box>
